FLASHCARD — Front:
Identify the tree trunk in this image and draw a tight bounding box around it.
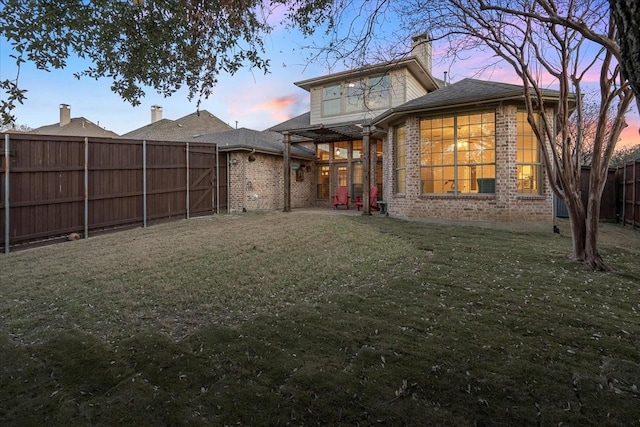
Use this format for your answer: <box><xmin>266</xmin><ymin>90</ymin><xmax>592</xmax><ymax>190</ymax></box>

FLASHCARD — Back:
<box><xmin>564</xmin><ymin>170</ymin><xmax>609</xmax><ymax>271</ymax></box>
<box><xmin>611</xmin><ymin>0</ymin><xmax>640</xmax><ymax>112</ymax></box>
<box><xmin>565</xmin><ymin>190</ymin><xmax>587</xmax><ymax>262</ymax></box>
<box><xmin>584</xmin><ymin>190</ymin><xmax>607</xmax><ymax>270</ymax></box>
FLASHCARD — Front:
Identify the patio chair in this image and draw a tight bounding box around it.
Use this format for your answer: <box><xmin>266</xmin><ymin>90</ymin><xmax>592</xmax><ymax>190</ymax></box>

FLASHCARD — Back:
<box><xmin>356</xmin><ymin>186</ymin><xmax>380</xmax><ymax>211</ymax></box>
<box><xmin>332</xmin><ymin>186</ymin><xmax>350</xmax><ymax>209</ymax></box>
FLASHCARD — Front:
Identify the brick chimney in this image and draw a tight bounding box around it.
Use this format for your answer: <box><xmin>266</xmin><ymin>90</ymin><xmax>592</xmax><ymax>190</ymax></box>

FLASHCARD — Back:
<box><xmin>59</xmin><ymin>104</ymin><xmax>71</xmax><ymax>127</ymax></box>
<box><xmin>411</xmin><ymin>34</ymin><xmax>432</xmax><ymax>76</ymax></box>
<box><xmin>151</xmin><ymin>105</ymin><xmax>163</xmax><ymax>123</ymax></box>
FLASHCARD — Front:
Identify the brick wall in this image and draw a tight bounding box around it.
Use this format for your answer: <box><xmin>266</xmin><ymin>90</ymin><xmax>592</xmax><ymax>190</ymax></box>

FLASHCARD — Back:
<box><xmin>227</xmin><ymin>151</ymin><xmax>315</xmax><ymax>212</ymax></box>
<box><xmin>381</xmin><ymin>105</ymin><xmax>554</xmax><ymax>223</ymax></box>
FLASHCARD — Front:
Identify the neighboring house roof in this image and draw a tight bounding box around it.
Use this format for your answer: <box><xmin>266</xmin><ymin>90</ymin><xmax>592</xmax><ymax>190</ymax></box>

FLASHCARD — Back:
<box><xmin>188</xmin><ymin>127</ymin><xmax>315</xmax><ymax>159</ymax></box>
<box><xmin>269</xmin><ymin>112</ymin><xmax>311</xmax><ymax>132</ymax></box>
<box><xmin>373</xmin><ymin>78</ymin><xmax>563</xmax><ymax>126</ymax></box>
<box><xmin>121</xmin><ymin>110</ymin><xmax>232</xmax><ymax>141</ymax></box>
<box><xmin>31</xmin><ymin>117</ymin><xmax>119</xmax><ymax>138</ymax></box>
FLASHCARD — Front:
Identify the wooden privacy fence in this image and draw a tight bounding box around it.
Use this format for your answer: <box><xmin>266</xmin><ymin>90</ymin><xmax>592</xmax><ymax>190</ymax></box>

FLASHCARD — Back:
<box><xmin>617</xmin><ymin>159</ymin><xmax>640</xmax><ymax>228</ymax></box>
<box><xmin>1</xmin><ymin>134</ymin><xmax>228</xmax><ymax>252</ymax></box>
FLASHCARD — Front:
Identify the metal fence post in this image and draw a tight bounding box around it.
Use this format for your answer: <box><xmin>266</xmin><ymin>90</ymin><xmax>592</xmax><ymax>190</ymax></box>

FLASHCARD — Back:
<box><xmin>186</xmin><ymin>142</ymin><xmax>190</xmax><ymax>219</ymax></box>
<box><xmin>4</xmin><ymin>134</ymin><xmax>9</xmax><ymax>253</ymax></box>
<box><xmin>143</xmin><ymin>140</ymin><xmax>147</xmax><ymax>228</ymax></box>
<box><xmin>84</xmin><ymin>137</ymin><xmax>89</xmax><ymax>239</ymax></box>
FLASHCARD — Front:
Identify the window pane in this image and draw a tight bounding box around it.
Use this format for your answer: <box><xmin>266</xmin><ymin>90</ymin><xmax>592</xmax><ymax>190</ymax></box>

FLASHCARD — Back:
<box><xmin>317</xmin><ymin>165</ymin><xmax>330</xmax><ymax>199</ymax></box>
<box><xmin>368</xmin><ymin>75</ymin><xmax>390</xmax><ymax>110</ymax></box>
<box><xmin>395</xmin><ymin>124</ymin><xmax>406</xmax><ymax>193</ymax></box>
<box><xmin>516</xmin><ymin>110</ymin><xmax>542</xmax><ymax>194</ymax></box>
<box><xmin>334</xmin><ymin>141</ymin><xmax>348</xmax><ymax>160</ymax></box>
<box><xmin>352</xmin><ymin>163</ymin><xmax>363</xmax><ymax>200</ymax></box>
<box><xmin>322</xmin><ymin>84</ymin><xmax>341</xmax><ymax>116</ymax></box>
<box><xmin>323</xmin><ymin>98</ymin><xmax>340</xmax><ymax>116</ymax></box>
<box><xmin>376</xmin><ymin>141</ymin><xmax>383</xmax><ymax>160</ymax></box>
<box><xmin>352</xmin><ymin>141</ymin><xmax>363</xmax><ymax>159</ymax></box>
<box><xmin>317</xmin><ymin>143</ymin><xmax>330</xmax><ymax>160</ymax></box>
<box><xmin>345</xmin><ymin>80</ymin><xmax>364</xmax><ymax>113</ymax></box>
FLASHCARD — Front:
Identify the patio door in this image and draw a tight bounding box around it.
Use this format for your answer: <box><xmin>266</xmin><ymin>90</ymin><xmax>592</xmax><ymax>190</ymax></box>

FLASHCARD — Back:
<box><xmin>332</xmin><ymin>164</ymin><xmax>348</xmax><ymax>197</ymax></box>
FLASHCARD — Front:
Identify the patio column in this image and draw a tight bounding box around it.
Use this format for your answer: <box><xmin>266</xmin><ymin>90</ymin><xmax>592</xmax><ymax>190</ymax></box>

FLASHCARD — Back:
<box><xmin>283</xmin><ymin>132</ymin><xmax>291</xmax><ymax>212</ymax></box>
<box><xmin>362</xmin><ymin>124</ymin><xmax>371</xmax><ymax>215</ymax></box>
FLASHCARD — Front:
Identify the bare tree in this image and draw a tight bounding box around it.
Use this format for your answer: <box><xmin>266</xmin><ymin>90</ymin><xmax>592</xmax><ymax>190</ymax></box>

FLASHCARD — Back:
<box><xmin>470</xmin><ymin>0</ymin><xmax>633</xmax><ymax>270</ymax></box>
<box><xmin>385</xmin><ymin>0</ymin><xmax>633</xmax><ymax>270</ymax></box>
<box><xmin>295</xmin><ymin>0</ymin><xmax>634</xmax><ymax>269</ymax></box>
<box><xmin>570</xmin><ymin>92</ymin><xmax>617</xmax><ymax>166</ymax></box>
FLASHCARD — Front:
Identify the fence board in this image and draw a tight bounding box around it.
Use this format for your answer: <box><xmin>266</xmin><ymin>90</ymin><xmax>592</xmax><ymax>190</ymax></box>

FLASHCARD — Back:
<box><xmin>0</xmin><ymin>134</ymin><xmax>222</xmax><ymax>251</ymax></box>
<box><xmin>616</xmin><ymin>159</ymin><xmax>639</xmax><ymax>228</ymax></box>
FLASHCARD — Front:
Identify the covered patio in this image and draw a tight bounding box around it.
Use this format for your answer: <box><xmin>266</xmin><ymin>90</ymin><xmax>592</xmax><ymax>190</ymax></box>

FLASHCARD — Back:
<box><xmin>276</xmin><ymin>121</ymin><xmax>385</xmax><ymax>215</ymax></box>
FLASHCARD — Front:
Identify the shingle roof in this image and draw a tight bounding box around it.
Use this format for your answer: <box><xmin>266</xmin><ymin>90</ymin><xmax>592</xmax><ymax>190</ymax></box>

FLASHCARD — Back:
<box><xmin>268</xmin><ymin>112</ymin><xmax>311</xmax><ymax>133</ymax></box>
<box><xmin>121</xmin><ymin>110</ymin><xmax>232</xmax><ymax>141</ymax></box>
<box><xmin>401</xmin><ymin>78</ymin><xmax>531</xmax><ymax>108</ymax></box>
<box><xmin>30</xmin><ymin>117</ymin><xmax>119</xmax><ymax>138</ymax></box>
<box><xmin>373</xmin><ymin>78</ymin><xmax>562</xmax><ymax>125</ymax></box>
<box><xmin>188</xmin><ymin>128</ymin><xmax>315</xmax><ymax>159</ymax></box>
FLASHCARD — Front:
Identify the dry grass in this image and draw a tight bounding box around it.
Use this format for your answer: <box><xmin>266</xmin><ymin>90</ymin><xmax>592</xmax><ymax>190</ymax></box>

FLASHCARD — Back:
<box><xmin>1</xmin><ymin>211</ymin><xmax>639</xmax><ymax>425</ymax></box>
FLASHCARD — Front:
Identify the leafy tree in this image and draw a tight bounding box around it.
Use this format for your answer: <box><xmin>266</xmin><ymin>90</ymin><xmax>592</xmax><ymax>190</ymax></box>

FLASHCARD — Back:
<box><xmin>0</xmin><ymin>122</ymin><xmax>31</xmax><ymax>132</ymax></box>
<box><xmin>0</xmin><ymin>0</ymin><xmax>282</xmax><ymax>125</ymax></box>
<box><xmin>610</xmin><ymin>143</ymin><xmax>640</xmax><ymax>167</ymax></box>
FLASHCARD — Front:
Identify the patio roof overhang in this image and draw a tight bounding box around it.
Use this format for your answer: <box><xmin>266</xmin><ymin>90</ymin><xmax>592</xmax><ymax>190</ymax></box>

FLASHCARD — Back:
<box><xmin>284</xmin><ymin>123</ymin><xmax>366</xmax><ymax>143</ymax></box>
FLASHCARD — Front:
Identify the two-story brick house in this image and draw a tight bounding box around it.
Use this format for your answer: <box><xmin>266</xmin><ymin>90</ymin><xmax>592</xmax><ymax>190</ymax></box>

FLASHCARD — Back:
<box><xmin>272</xmin><ymin>35</ymin><xmax>561</xmax><ymax>223</ymax></box>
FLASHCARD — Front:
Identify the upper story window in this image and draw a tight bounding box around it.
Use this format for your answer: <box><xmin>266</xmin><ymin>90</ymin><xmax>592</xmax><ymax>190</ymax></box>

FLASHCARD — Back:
<box><xmin>345</xmin><ymin>80</ymin><xmax>365</xmax><ymax>113</ymax></box>
<box><xmin>322</xmin><ymin>85</ymin><xmax>341</xmax><ymax>116</ymax></box>
<box><xmin>322</xmin><ymin>75</ymin><xmax>391</xmax><ymax>117</ymax></box>
<box><xmin>367</xmin><ymin>75</ymin><xmax>391</xmax><ymax>110</ymax></box>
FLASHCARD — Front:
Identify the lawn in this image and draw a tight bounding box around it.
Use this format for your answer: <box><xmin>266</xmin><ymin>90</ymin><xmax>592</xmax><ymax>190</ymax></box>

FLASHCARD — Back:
<box><xmin>1</xmin><ymin>211</ymin><xmax>639</xmax><ymax>425</ymax></box>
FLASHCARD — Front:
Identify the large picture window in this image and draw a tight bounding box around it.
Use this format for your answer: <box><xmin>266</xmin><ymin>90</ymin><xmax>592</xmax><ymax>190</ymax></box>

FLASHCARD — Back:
<box><xmin>395</xmin><ymin>124</ymin><xmax>406</xmax><ymax>194</ymax></box>
<box><xmin>420</xmin><ymin>111</ymin><xmax>496</xmax><ymax>194</ymax></box>
<box><xmin>517</xmin><ymin>111</ymin><xmax>542</xmax><ymax>194</ymax></box>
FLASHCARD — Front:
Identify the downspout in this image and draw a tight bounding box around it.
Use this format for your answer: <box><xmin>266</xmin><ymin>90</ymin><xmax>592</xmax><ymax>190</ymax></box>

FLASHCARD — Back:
<box><xmin>215</xmin><ymin>143</ymin><xmax>219</xmax><ymax>214</ymax></box>
<box><xmin>242</xmin><ymin>148</ymin><xmax>255</xmax><ymax>212</ymax></box>
<box><xmin>242</xmin><ymin>152</ymin><xmax>246</xmax><ymax>212</ymax></box>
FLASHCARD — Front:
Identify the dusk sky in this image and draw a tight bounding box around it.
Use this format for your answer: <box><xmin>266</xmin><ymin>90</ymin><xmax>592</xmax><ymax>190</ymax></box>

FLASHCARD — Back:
<box><xmin>1</xmin><ymin>11</ymin><xmax>638</xmax><ymax>147</ymax></box>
